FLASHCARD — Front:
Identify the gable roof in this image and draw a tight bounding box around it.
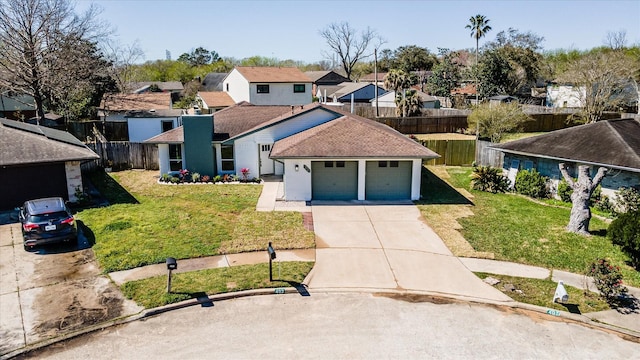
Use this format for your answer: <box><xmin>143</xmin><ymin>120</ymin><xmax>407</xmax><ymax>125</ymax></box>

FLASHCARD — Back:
<box><xmin>197</xmin><ymin>91</ymin><xmax>235</xmax><ymax>108</ymax></box>
<box><xmin>359</xmin><ymin>72</ymin><xmax>387</xmax><ymax>82</ymax></box>
<box><xmin>202</xmin><ymin>72</ymin><xmax>227</xmax><ymax>91</ymax></box>
<box><xmin>270</xmin><ymin>111</ymin><xmax>439</xmax><ymax>159</ymax></box>
<box><xmin>0</xmin><ymin>118</ymin><xmax>98</xmax><ymax>166</ymax></box>
<box><xmin>304</xmin><ymin>70</ymin><xmax>350</xmax><ymax>84</ymax></box>
<box><xmin>125</xmin><ymin>109</ymin><xmax>184</xmax><ymax>118</ymax></box>
<box><xmin>451</xmin><ymin>83</ymin><xmax>476</xmax><ymax>95</ymax></box>
<box><xmin>233</xmin><ymin>67</ymin><xmax>312</xmax><ymax>83</ymax></box>
<box><xmin>492</xmin><ymin>118</ymin><xmax>640</xmax><ymax>172</ymax></box>
<box><xmin>100</xmin><ymin>93</ymin><xmax>172</xmax><ymax>112</ymax></box>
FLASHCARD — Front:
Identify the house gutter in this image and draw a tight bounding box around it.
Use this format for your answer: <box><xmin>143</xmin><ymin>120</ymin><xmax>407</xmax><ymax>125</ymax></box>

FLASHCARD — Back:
<box><xmin>493</xmin><ymin>148</ymin><xmax>640</xmax><ymax>173</ymax></box>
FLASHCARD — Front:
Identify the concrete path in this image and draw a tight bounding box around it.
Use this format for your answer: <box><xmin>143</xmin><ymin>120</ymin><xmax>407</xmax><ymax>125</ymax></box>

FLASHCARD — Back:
<box><xmin>305</xmin><ymin>204</ymin><xmax>513</xmax><ymax>304</ymax></box>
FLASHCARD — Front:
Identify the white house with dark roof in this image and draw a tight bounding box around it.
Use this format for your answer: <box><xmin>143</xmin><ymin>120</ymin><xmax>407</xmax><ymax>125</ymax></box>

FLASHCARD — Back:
<box><xmin>222</xmin><ymin>66</ymin><xmax>312</xmax><ymax>105</ymax></box>
<box><xmin>125</xmin><ymin>109</ymin><xmax>185</xmax><ymax>142</ymax></box>
<box><xmin>0</xmin><ymin>118</ymin><xmax>99</xmax><ymax>209</ymax></box>
<box><xmin>145</xmin><ymin>103</ymin><xmax>439</xmax><ymax>201</ymax></box>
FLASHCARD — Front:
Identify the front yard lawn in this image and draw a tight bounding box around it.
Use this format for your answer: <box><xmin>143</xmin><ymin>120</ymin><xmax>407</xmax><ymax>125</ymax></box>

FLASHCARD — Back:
<box><xmin>78</xmin><ymin>171</ymin><xmax>314</xmax><ymax>273</ymax></box>
<box><xmin>418</xmin><ymin>166</ymin><xmax>640</xmax><ymax>287</ymax></box>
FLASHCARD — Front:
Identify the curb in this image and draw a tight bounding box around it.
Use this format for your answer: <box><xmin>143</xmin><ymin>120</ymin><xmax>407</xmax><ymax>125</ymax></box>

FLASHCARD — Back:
<box><xmin>2</xmin><ymin>285</ymin><xmax>638</xmax><ymax>359</ymax></box>
<box><xmin>0</xmin><ymin>286</ymin><xmax>304</xmax><ymax>360</ymax></box>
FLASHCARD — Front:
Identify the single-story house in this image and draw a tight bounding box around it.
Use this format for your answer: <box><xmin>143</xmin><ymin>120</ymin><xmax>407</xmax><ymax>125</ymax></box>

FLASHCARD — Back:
<box><xmin>196</xmin><ymin>91</ymin><xmax>236</xmax><ymax>113</ymax></box>
<box><xmin>318</xmin><ymin>82</ymin><xmax>387</xmax><ymax>104</ymax></box>
<box><xmin>305</xmin><ymin>70</ymin><xmax>350</xmax><ymax>98</ymax></box>
<box><xmin>0</xmin><ymin>118</ymin><xmax>99</xmax><ymax>210</ymax></box>
<box><xmin>145</xmin><ymin>102</ymin><xmax>439</xmax><ymax>201</ymax></box>
<box><xmin>491</xmin><ymin>118</ymin><xmax>640</xmax><ymax>200</ymax></box>
<box><xmin>546</xmin><ymin>83</ymin><xmax>585</xmax><ymax>108</ymax></box>
<box><xmin>371</xmin><ymin>90</ymin><xmax>440</xmax><ymax>109</ymax></box>
<box><xmin>99</xmin><ymin>93</ymin><xmax>173</xmax><ymax>122</ymax></box>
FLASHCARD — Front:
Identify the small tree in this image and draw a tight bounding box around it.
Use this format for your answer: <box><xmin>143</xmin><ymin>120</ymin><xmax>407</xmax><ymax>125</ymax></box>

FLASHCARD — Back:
<box><xmin>559</xmin><ymin>163</ymin><xmax>608</xmax><ymax>234</ymax></box>
<box><xmin>587</xmin><ymin>258</ymin><xmax>628</xmax><ymax>302</ymax></box>
<box><xmin>467</xmin><ymin>103</ymin><xmax>530</xmax><ymax>143</ymax></box>
<box><xmin>470</xmin><ymin>166</ymin><xmax>510</xmax><ymax>194</ymax></box>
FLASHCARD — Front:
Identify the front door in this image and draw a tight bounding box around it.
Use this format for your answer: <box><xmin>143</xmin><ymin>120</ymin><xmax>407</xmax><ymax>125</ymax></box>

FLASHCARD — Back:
<box><xmin>259</xmin><ymin>144</ymin><xmax>274</xmax><ymax>175</ymax></box>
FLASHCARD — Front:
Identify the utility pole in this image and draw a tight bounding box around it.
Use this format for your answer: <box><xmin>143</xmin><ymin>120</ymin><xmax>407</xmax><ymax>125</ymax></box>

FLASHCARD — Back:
<box><xmin>374</xmin><ymin>48</ymin><xmax>379</xmax><ymax>117</ymax></box>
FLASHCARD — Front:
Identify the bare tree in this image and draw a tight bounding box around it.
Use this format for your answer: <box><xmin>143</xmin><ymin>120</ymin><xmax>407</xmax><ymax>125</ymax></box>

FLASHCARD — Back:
<box><xmin>557</xmin><ymin>51</ymin><xmax>637</xmax><ymax>123</ymax></box>
<box><xmin>559</xmin><ymin>163</ymin><xmax>608</xmax><ymax>235</ymax></box>
<box><xmin>604</xmin><ymin>29</ymin><xmax>627</xmax><ymax>51</ymax></box>
<box><xmin>0</xmin><ymin>0</ymin><xmax>108</xmax><ymax>122</ymax></box>
<box><xmin>319</xmin><ymin>22</ymin><xmax>380</xmax><ymax>80</ymax></box>
<box><xmin>103</xmin><ymin>39</ymin><xmax>145</xmax><ymax>92</ymax></box>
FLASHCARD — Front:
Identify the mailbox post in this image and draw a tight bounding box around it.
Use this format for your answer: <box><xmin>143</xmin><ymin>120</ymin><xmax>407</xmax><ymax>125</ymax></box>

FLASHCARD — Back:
<box><xmin>267</xmin><ymin>242</ymin><xmax>276</xmax><ymax>281</ymax></box>
<box><xmin>166</xmin><ymin>257</ymin><xmax>177</xmax><ymax>293</ymax></box>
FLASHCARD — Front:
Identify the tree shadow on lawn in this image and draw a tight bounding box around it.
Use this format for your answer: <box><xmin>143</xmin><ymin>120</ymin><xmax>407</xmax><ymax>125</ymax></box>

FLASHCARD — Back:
<box><xmin>416</xmin><ymin>167</ymin><xmax>474</xmax><ymax>205</ymax></box>
<box><xmin>86</xmin><ymin>169</ymin><xmax>138</xmax><ymax>205</ymax></box>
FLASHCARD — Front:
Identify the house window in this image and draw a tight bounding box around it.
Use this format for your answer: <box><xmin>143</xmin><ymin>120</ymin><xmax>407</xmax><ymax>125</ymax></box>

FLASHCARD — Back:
<box><xmin>221</xmin><ymin>145</ymin><xmax>235</xmax><ymax>171</ymax></box>
<box><xmin>324</xmin><ymin>161</ymin><xmax>334</xmax><ymax>168</ymax></box>
<box><xmin>257</xmin><ymin>84</ymin><xmax>270</xmax><ymax>93</ymax></box>
<box><xmin>261</xmin><ymin>144</ymin><xmax>271</xmax><ymax>152</ymax></box>
<box><xmin>378</xmin><ymin>161</ymin><xmax>387</xmax><ymax>168</ymax></box>
<box><xmin>226</xmin><ymin>83</ymin><xmax>229</xmax><ymax>92</ymax></box>
<box><xmin>162</xmin><ymin>120</ymin><xmax>173</xmax><ymax>132</ymax></box>
<box><xmin>169</xmin><ymin>144</ymin><xmax>182</xmax><ymax>171</ymax></box>
<box><xmin>389</xmin><ymin>161</ymin><xmax>399</xmax><ymax>168</ymax></box>
<box><xmin>336</xmin><ymin>161</ymin><xmax>345</xmax><ymax>168</ymax></box>
<box><xmin>293</xmin><ymin>84</ymin><xmax>305</xmax><ymax>93</ymax></box>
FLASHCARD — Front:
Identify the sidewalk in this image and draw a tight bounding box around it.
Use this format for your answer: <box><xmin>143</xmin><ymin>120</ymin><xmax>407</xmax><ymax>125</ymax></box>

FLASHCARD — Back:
<box><xmin>461</xmin><ymin>257</ymin><xmax>640</xmax><ymax>336</ymax></box>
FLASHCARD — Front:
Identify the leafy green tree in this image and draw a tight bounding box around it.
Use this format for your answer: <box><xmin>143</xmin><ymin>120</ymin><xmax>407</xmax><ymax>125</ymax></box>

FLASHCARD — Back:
<box><xmin>392</xmin><ymin>45</ymin><xmax>437</xmax><ymax>73</ymax></box>
<box><xmin>467</xmin><ymin>102</ymin><xmax>530</xmax><ymax>142</ymax></box>
<box><xmin>477</xmin><ymin>49</ymin><xmax>512</xmax><ymax>98</ymax></box>
<box><xmin>178</xmin><ymin>47</ymin><xmax>221</xmax><ymax>66</ymax></box>
<box><xmin>395</xmin><ymin>89</ymin><xmax>422</xmax><ymax>117</ymax></box>
<box><xmin>384</xmin><ymin>69</ymin><xmax>416</xmax><ymax>92</ymax></box>
<box><xmin>426</xmin><ymin>48</ymin><xmax>462</xmax><ymax>103</ymax></box>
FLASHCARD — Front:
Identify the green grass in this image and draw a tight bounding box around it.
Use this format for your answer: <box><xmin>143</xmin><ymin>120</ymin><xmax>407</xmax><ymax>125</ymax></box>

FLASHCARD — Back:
<box><xmin>475</xmin><ymin>272</ymin><xmax>610</xmax><ymax>313</ymax></box>
<box><xmin>78</xmin><ymin>171</ymin><xmax>314</xmax><ymax>272</ymax></box>
<box><xmin>500</xmin><ymin>132</ymin><xmax>546</xmax><ymax>143</ymax></box>
<box><xmin>122</xmin><ymin>262</ymin><xmax>314</xmax><ymax>308</ymax></box>
<box><xmin>418</xmin><ymin>166</ymin><xmax>640</xmax><ymax>287</ymax></box>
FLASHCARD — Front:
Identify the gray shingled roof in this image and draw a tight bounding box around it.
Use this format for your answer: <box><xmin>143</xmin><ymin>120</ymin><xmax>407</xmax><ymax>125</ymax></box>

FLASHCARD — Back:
<box><xmin>271</xmin><ymin>113</ymin><xmax>440</xmax><ymax>159</ymax></box>
<box><xmin>492</xmin><ymin>118</ymin><xmax>640</xmax><ymax>172</ymax></box>
<box><xmin>0</xmin><ymin>118</ymin><xmax>99</xmax><ymax>166</ymax></box>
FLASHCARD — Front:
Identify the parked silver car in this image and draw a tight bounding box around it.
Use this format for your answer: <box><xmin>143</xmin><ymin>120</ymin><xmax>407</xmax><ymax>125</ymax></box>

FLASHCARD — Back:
<box><xmin>19</xmin><ymin>197</ymin><xmax>77</xmax><ymax>250</ymax></box>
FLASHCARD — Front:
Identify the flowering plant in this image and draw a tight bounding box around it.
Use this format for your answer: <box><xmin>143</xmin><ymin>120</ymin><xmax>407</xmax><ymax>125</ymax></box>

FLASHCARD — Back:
<box><xmin>241</xmin><ymin>167</ymin><xmax>250</xmax><ymax>181</ymax></box>
<box><xmin>587</xmin><ymin>258</ymin><xmax>627</xmax><ymax>301</ymax></box>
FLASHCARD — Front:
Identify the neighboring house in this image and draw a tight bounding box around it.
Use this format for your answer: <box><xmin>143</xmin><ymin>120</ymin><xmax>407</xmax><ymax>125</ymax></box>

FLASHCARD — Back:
<box><xmin>319</xmin><ymin>82</ymin><xmax>387</xmax><ymax>104</ymax></box>
<box><xmin>491</xmin><ymin>118</ymin><xmax>640</xmax><ymax>200</ymax></box>
<box><xmin>222</xmin><ymin>66</ymin><xmax>312</xmax><ymax>105</ymax></box>
<box><xmin>305</xmin><ymin>70</ymin><xmax>350</xmax><ymax>98</ymax></box>
<box><xmin>145</xmin><ymin>102</ymin><xmax>439</xmax><ymax>201</ymax></box>
<box><xmin>99</xmin><ymin>93</ymin><xmax>173</xmax><ymax>122</ymax></box>
<box><xmin>0</xmin><ymin>93</ymin><xmax>36</xmax><ymax>121</ymax></box>
<box><xmin>546</xmin><ymin>83</ymin><xmax>585</xmax><ymax>108</ymax></box>
<box><xmin>201</xmin><ymin>72</ymin><xmax>228</xmax><ymax>91</ymax></box>
<box><xmin>125</xmin><ymin>109</ymin><xmax>184</xmax><ymax>143</ymax></box>
<box><xmin>451</xmin><ymin>83</ymin><xmax>478</xmax><ymax>106</ymax></box>
<box><xmin>358</xmin><ymin>72</ymin><xmax>387</xmax><ymax>87</ymax></box>
<box><xmin>371</xmin><ymin>90</ymin><xmax>440</xmax><ymax>109</ymax></box>
<box><xmin>0</xmin><ymin>118</ymin><xmax>99</xmax><ymax>209</ymax></box>
<box><xmin>125</xmin><ymin>81</ymin><xmax>184</xmax><ymax>94</ymax></box>
<box><xmin>196</xmin><ymin>91</ymin><xmax>236</xmax><ymax>113</ymax></box>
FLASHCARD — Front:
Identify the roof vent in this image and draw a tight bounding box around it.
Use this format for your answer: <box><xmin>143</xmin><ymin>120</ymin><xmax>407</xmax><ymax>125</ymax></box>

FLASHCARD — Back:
<box><xmin>149</xmin><ymin>109</ymin><xmax>156</xmax><ymax>112</ymax></box>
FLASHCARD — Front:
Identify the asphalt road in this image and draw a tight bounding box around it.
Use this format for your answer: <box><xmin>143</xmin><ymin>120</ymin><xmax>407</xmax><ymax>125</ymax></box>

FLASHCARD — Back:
<box><xmin>20</xmin><ymin>293</ymin><xmax>640</xmax><ymax>359</ymax></box>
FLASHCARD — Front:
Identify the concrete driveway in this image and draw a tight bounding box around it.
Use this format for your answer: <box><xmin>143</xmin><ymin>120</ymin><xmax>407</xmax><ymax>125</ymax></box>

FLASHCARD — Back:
<box><xmin>305</xmin><ymin>204</ymin><xmax>512</xmax><ymax>303</ymax></box>
<box><xmin>0</xmin><ymin>215</ymin><xmax>142</xmax><ymax>357</ymax></box>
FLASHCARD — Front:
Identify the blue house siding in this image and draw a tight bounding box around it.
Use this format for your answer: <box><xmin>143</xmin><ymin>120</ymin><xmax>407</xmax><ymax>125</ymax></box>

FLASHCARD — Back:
<box><xmin>183</xmin><ymin>115</ymin><xmax>215</xmax><ymax>176</ymax></box>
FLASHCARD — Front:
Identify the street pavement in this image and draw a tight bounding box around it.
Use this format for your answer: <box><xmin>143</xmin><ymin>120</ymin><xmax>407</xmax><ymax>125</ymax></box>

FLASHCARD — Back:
<box><xmin>20</xmin><ymin>293</ymin><xmax>640</xmax><ymax>359</ymax></box>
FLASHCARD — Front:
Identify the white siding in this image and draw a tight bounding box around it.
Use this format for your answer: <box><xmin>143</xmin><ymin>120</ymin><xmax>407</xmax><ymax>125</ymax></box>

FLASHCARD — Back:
<box><xmin>128</xmin><ymin>117</ymin><xmax>180</xmax><ymax>142</ymax></box>
<box><xmin>546</xmin><ymin>85</ymin><xmax>585</xmax><ymax>108</ymax></box>
<box><xmin>158</xmin><ymin>144</ymin><xmax>170</xmax><ymax>175</ymax></box>
<box><xmin>65</xmin><ymin>161</ymin><xmax>82</xmax><ymax>202</ymax></box>
<box><xmin>223</xmin><ymin>69</ymin><xmax>251</xmax><ymax>103</ymax></box>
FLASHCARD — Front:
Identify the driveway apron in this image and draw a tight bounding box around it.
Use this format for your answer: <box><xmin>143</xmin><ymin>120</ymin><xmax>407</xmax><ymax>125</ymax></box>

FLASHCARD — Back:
<box><xmin>306</xmin><ymin>204</ymin><xmax>512</xmax><ymax>303</ymax></box>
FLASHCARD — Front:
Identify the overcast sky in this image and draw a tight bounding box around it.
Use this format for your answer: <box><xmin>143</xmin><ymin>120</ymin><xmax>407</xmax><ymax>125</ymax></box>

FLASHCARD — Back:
<box><xmin>77</xmin><ymin>0</ymin><xmax>640</xmax><ymax>63</ymax></box>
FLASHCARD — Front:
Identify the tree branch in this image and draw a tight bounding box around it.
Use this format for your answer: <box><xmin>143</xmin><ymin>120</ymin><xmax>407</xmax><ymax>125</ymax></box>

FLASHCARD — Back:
<box><xmin>558</xmin><ymin>163</ymin><xmax>576</xmax><ymax>189</ymax></box>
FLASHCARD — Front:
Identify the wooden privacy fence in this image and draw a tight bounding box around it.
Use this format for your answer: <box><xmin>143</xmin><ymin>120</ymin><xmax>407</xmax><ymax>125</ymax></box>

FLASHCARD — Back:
<box><xmin>87</xmin><ymin>141</ymin><xmax>159</xmax><ymax>170</ymax></box>
<box><xmin>419</xmin><ymin>139</ymin><xmax>476</xmax><ymax>166</ymax></box>
<box><xmin>374</xmin><ymin>116</ymin><xmax>468</xmax><ymax>134</ymax></box>
<box><xmin>475</xmin><ymin>140</ymin><xmax>504</xmax><ymax>168</ymax></box>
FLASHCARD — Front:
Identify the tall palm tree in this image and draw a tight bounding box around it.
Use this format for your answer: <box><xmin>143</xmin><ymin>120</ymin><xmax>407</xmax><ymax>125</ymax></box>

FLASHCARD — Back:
<box><xmin>465</xmin><ymin>14</ymin><xmax>492</xmax><ymax>104</ymax></box>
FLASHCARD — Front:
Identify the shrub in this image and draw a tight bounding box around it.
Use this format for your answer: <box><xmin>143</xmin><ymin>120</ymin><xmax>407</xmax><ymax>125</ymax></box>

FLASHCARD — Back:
<box><xmin>160</xmin><ymin>174</ymin><xmax>171</xmax><ymax>183</ymax></box>
<box><xmin>191</xmin><ymin>172</ymin><xmax>201</xmax><ymax>183</ymax></box>
<box><xmin>557</xmin><ymin>179</ymin><xmax>572</xmax><ymax>202</ymax></box>
<box><xmin>470</xmin><ymin>166</ymin><xmax>510</xmax><ymax>194</ymax></box>
<box><xmin>593</xmin><ymin>194</ymin><xmax>615</xmax><ymax>214</ymax></box>
<box><xmin>514</xmin><ymin>169</ymin><xmax>549</xmax><ymax>199</ymax></box>
<box><xmin>616</xmin><ymin>186</ymin><xmax>640</xmax><ymax>213</ymax></box>
<box><xmin>169</xmin><ymin>176</ymin><xmax>180</xmax><ymax>184</ymax></box>
<box><xmin>201</xmin><ymin>175</ymin><xmax>211</xmax><ymax>183</ymax></box>
<box><xmin>608</xmin><ymin>210</ymin><xmax>640</xmax><ymax>269</ymax></box>
<box><xmin>587</xmin><ymin>258</ymin><xmax>628</xmax><ymax>301</ymax></box>
<box><xmin>241</xmin><ymin>167</ymin><xmax>250</xmax><ymax>181</ymax></box>
<box><xmin>213</xmin><ymin>175</ymin><xmax>222</xmax><ymax>183</ymax></box>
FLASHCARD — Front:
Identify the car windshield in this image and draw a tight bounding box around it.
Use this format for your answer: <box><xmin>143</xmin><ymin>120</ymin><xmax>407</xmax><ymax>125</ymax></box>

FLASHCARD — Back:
<box><xmin>27</xmin><ymin>211</ymin><xmax>70</xmax><ymax>223</ymax></box>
